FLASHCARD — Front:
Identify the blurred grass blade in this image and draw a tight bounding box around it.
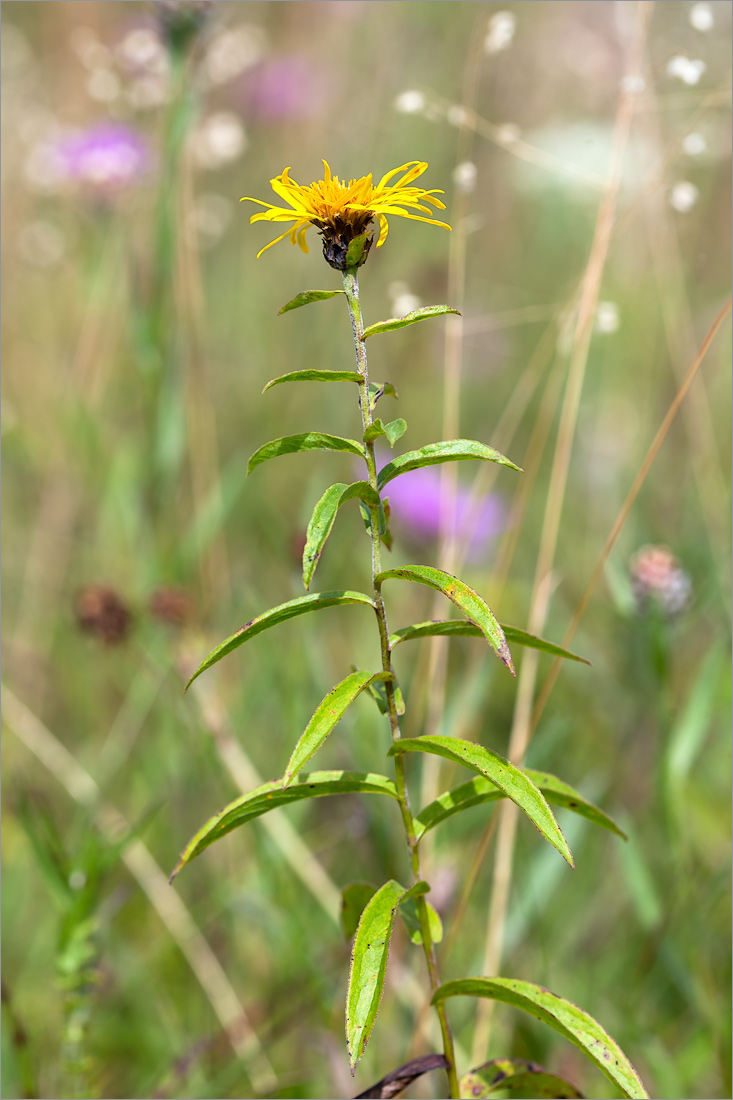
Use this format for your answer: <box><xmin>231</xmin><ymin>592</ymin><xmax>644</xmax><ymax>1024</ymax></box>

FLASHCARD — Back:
<box><xmin>263</xmin><ymin>369</ymin><xmax>362</xmax><ymax>392</ymax></box>
<box><xmin>303</xmin><ymin>482</ymin><xmax>380</xmax><ymax>589</ymax></box>
<box><xmin>342</xmin><ymin>883</ymin><xmax>378</xmax><ymax>940</ymax></box>
<box><xmin>377</xmin><ymin>439</ymin><xmax>521</xmax><ymax>490</ymax></box>
<box><xmin>171</xmin><ymin>771</ymin><xmax>399</xmax><ymax>878</ymax></box>
<box><xmin>362</xmin><ymin>305</ymin><xmax>460</xmax><ymax>339</ymax></box>
<box><xmin>459</xmin><ymin>1057</ymin><xmax>583</xmax><ymax>1098</ymax></box>
<box><xmin>283</xmin><ymin>671</ymin><xmax>394</xmax><ymax>786</ymax></box>
<box><xmin>278</xmin><ymin>289</ymin><xmax>344</xmax><ymax>314</ymax></box>
<box><xmin>376</xmin><ymin>565</ymin><xmax>514</xmax><ymax>675</ymax></box>
<box><xmin>248</xmin><ymin>432</ymin><xmax>366</xmax><ymax>475</ymax></box>
<box><xmin>413</xmin><ymin>771</ymin><xmax>625</xmax><ymax>842</ymax></box>
<box><xmin>185</xmin><ymin>591</ymin><xmax>376</xmax><ymax>689</ymax></box>
<box><xmin>389</xmin><ymin>619</ymin><xmax>589</xmax><ymax>665</ymax></box>
<box><xmin>363</xmin><ymin>417</ymin><xmax>407</xmax><ymax>447</ymax></box>
<box><xmin>346</xmin><ymin>879</ymin><xmax>430</xmax><ymax>1071</ymax></box>
<box><xmin>433</xmin><ymin>978</ymin><xmax>649</xmax><ymax>1099</ymax></box>
<box><xmin>389</xmin><ymin>736</ymin><xmax>572</xmax><ymax>866</ymax></box>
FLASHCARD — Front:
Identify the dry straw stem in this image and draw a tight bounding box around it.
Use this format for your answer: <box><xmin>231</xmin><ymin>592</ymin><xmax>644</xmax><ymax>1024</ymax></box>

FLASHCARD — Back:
<box><xmin>471</xmin><ymin>1</ymin><xmax>653</xmax><ymax>1063</ymax></box>
<box><xmin>1</xmin><ymin>684</ymin><xmax>277</xmax><ymax>1094</ymax></box>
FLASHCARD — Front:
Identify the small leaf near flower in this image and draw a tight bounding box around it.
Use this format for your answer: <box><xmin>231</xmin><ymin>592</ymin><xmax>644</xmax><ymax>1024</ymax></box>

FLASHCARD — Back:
<box><xmin>278</xmin><ymin>289</ymin><xmax>345</xmax><ymax>314</ymax></box>
<box><xmin>362</xmin><ymin>305</ymin><xmax>460</xmax><ymax>340</ymax></box>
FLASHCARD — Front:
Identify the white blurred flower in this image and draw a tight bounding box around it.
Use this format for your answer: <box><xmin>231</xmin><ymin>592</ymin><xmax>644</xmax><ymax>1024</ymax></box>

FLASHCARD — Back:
<box><xmin>388</xmin><ymin>281</ymin><xmax>421</xmax><ymax>317</ymax></box>
<box><xmin>204</xmin><ymin>25</ymin><xmax>266</xmax><ymax>84</ymax></box>
<box><xmin>452</xmin><ymin>161</ymin><xmax>477</xmax><ymax>193</ymax></box>
<box><xmin>620</xmin><ymin>73</ymin><xmax>646</xmax><ymax>94</ymax></box>
<box><xmin>484</xmin><ymin>10</ymin><xmax>516</xmax><ymax>54</ymax></box>
<box><xmin>669</xmin><ymin>180</ymin><xmax>699</xmax><ymax>212</ymax></box>
<box><xmin>394</xmin><ymin>89</ymin><xmax>425</xmax><ymax>114</ymax></box>
<box><xmin>187</xmin><ymin>192</ymin><xmax>233</xmax><ymax>247</ymax></box>
<box><xmin>447</xmin><ymin>104</ymin><xmax>469</xmax><ymax>127</ymax></box>
<box><xmin>17</xmin><ymin>220</ymin><xmax>67</xmax><ymax>267</ymax></box>
<box><xmin>118</xmin><ymin>27</ymin><xmax>167</xmax><ymax>72</ymax></box>
<box><xmin>496</xmin><ymin>122</ymin><xmax>520</xmax><ymax>146</ymax></box>
<box><xmin>595</xmin><ymin>301</ymin><xmax>620</xmax><ymax>334</ymax></box>
<box><xmin>666</xmin><ymin>55</ymin><xmax>706</xmax><ymax>85</ymax></box>
<box><xmin>86</xmin><ymin>68</ymin><xmax>121</xmax><ymax>103</ymax></box>
<box><xmin>126</xmin><ymin>73</ymin><xmax>170</xmax><ymax>110</ymax></box>
<box><xmin>191</xmin><ymin>112</ymin><xmax>246</xmax><ymax>169</ymax></box>
<box><xmin>630</xmin><ymin>546</ymin><xmax>692</xmax><ymax>616</ymax></box>
<box><xmin>689</xmin><ymin>2</ymin><xmax>714</xmax><ymax>31</ymax></box>
<box><xmin>682</xmin><ymin>131</ymin><xmax>706</xmax><ymax>156</ymax></box>
<box><xmin>69</xmin><ymin>26</ymin><xmax>110</xmax><ymax>69</ymax></box>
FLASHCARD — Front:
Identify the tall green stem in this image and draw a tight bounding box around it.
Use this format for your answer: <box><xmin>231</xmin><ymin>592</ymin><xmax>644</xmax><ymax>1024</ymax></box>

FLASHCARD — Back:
<box><xmin>342</xmin><ymin>268</ymin><xmax>459</xmax><ymax>1100</ymax></box>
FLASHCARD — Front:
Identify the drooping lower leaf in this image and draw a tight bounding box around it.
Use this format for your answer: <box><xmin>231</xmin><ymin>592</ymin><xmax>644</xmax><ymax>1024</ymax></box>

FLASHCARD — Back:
<box><xmin>303</xmin><ymin>482</ymin><xmax>381</xmax><ymax>589</ymax></box>
<box><xmin>185</xmin><ymin>591</ymin><xmax>376</xmax><ymax>689</ymax></box>
<box><xmin>376</xmin><ymin>565</ymin><xmax>514</xmax><ymax>675</ymax></box>
<box><xmin>413</xmin><ymin>771</ymin><xmax>625</xmax><ymax>843</ymax></box>
<box><xmin>171</xmin><ymin>771</ymin><xmax>398</xmax><ymax>880</ymax></box>
<box><xmin>247</xmin><ymin>432</ymin><xmax>366</xmax><ymax>475</ymax></box>
<box><xmin>377</xmin><ymin>440</ymin><xmax>521</xmax><ymax>491</ymax></box>
<box><xmin>459</xmin><ymin>1057</ymin><xmax>584</xmax><ymax>1099</ymax></box>
<box><xmin>362</xmin><ymin>305</ymin><xmax>460</xmax><ymax>339</ymax></box>
<box><xmin>342</xmin><ymin>883</ymin><xmax>378</xmax><ymax>941</ymax></box>
<box><xmin>283</xmin><ymin>671</ymin><xmax>394</xmax><ymax>786</ymax></box>
<box><xmin>278</xmin><ymin>289</ymin><xmax>344</xmax><ymax>314</ymax></box>
<box><xmin>433</xmin><ymin>978</ymin><xmax>648</xmax><ymax>1100</ymax></box>
<box><xmin>356</xmin><ymin>1054</ymin><xmax>450</xmax><ymax>1099</ymax></box>
<box><xmin>263</xmin><ymin>369</ymin><xmax>362</xmax><ymax>392</ymax></box>
<box><xmin>346</xmin><ymin>879</ymin><xmax>430</xmax><ymax>1071</ymax></box>
<box><xmin>389</xmin><ymin>736</ymin><xmax>572</xmax><ymax>866</ymax></box>
<box><xmin>389</xmin><ymin>619</ymin><xmax>589</xmax><ymax>665</ymax></box>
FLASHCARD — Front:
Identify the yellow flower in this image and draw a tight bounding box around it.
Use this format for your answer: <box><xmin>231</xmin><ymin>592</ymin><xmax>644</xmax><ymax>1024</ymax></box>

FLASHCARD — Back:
<box><xmin>241</xmin><ymin>160</ymin><xmax>450</xmax><ymax>268</ymax></box>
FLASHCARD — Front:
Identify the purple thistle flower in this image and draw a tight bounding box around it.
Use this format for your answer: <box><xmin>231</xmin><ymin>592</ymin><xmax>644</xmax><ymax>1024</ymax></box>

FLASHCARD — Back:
<box><xmin>56</xmin><ymin>123</ymin><xmax>149</xmax><ymax>191</ymax></box>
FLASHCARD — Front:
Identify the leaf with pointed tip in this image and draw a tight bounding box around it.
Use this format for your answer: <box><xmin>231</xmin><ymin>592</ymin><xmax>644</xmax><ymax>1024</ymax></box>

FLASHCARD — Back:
<box><xmin>263</xmin><ymin>369</ymin><xmax>362</xmax><ymax>393</ymax></box>
<box><xmin>389</xmin><ymin>736</ymin><xmax>572</xmax><ymax>866</ymax></box>
<box><xmin>346</xmin><ymin>879</ymin><xmax>430</xmax><ymax>1071</ymax></box>
<box><xmin>363</xmin><ymin>418</ymin><xmax>407</xmax><ymax>447</ymax></box>
<box><xmin>413</xmin><ymin>771</ymin><xmax>625</xmax><ymax>842</ymax></box>
<box><xmin>459</xmin><ymin>1058</ymin><xmax>583</xmax><ymax>1099</ymax></box>
<box><xmin>377</xmin><ymin>439</ymin><xmax>521</xmax><ymax>491</ymax></box>
<box><xmin>248</xmin><ymin>433</ymin><xmax>366</xmax><ymax>475</ymax></box>
<box><xmin>362</xmin><ymin>305</ymin><xmax>460</xmax><ymax>339</ymax></box>
<box><xmin>284</xmin><ymin>671</ymin><xmax>394</xmax><ymax>786</ymax></box>
<box><xmin>433</xmin><ymin>978</ymin><xmax>649</xmax><ymax>1100</ymax></box>
<box><xmin>369</xmin><ymin>381</ymin><xmax>398</xmax><ymax>410</ymax></box>
<box><xmin>171</xmin><ymin>771</ymin><xmax>399</xmax><ymax>879</ymax></box>
<box><xmin>342</xmin><ymin>883</ymin><xmax>378</xmax><ymax>941</ymax></box>
<box><xmin>376</xmin><ymin>565</ymin><xmax>514</xmax><ymax>675</ymax></box>
<box><xmin>303</xmin><ymin>482</ymin><xmax>380</xmax><ymax>589</ymax></box>
<box><xmin>278</xmin><ymin>289</ymin><xmax>344</xmax><ymax>314</ymax></box>
<box><xmin>389</xmin><ymin>620</ymin><xmax>589</xmax><ymax>665</ymax></box>
<box><xmin>399</xmin><ymin>896</ymin><xmax>443</xmax><ymax>946</ymax></box>
<box><xmin>185</xmin><ymin>590</ymin><xmax>376</xmax><ymax>690</ymax></box>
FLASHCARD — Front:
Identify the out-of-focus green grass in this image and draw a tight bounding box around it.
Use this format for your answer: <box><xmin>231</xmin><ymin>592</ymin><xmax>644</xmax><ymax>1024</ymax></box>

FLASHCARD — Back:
<box><xmin>2</xmin><ymin>2</ymin><xmax>731</xmax><ymax>1098</ymax></box>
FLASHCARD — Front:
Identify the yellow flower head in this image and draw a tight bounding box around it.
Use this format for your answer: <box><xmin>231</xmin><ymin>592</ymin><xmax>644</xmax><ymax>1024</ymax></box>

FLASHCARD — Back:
<box><xmin>241</xmin><ymin>160</ymin><xmax>450</xmax><ymax>269</ymax></box>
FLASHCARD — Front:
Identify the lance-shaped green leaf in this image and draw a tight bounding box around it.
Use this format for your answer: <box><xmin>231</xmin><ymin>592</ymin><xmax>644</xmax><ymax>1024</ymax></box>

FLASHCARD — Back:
<box><xmin>185</xmin><ymin>591</ymin><xmax>376</xmax><ymax>690</ymax></box>
<box><xmin>346</xmin><ymin>879</ymin><xmax>430</xmax><ymax>1071</ymax></box>
<box><xmin>284</xmin><ymin>670</ymin><xmax>394</xmax><ymax>786</ymax></box>
<box><xmin>413</xmin><ymin>771</ymin><xmax>625</xmax><ymax>843</ymax></box>
<box><xmin>389</xmin><ymin>619</ymin><xmax>590</xmax><ymax>665</ymax></box>
<box><xmin>376</xmin><ymin>565</ymin><xmax>514</xmax><ymax>675</ymax></box>
<box><xmin>433</xmin><ymin>978</ymin><xmax>649</xmax><ymax>1100</ymax></box>
<box><xmin>363</xmin><ymin>417</ymin><xmax>407</xmax><ymax>447</ymax></box>
<box><xmin>460</xmin><ymin>1058</ymin><xmax>583</xmax><ymax>1099</ymax></box>
<box><xmin>248</xmin><ymin>432</ymin><xmax>366</xmax><ymax>475</ymax></box>
<box><xmin>278</xmin><ymin>289</ymin><xmax>344</xmax><ymax>314</ymax></box>
<box><xmin>377</xmin><ymin>439</ymin><xmax>521</xmax><ymax>491</ymax></box>
<box><xmin>263</xmin><ymin>369</ymin><xmax>362</xmax><ymax>393</ymax></box>
<box><xmin>389</xmin><ymin>736</ymin><xmax>572</xmax><ymax>866</ymax></box>
<box><xmin>362</xmin><ymin>305</ymin><xmax>460</xmax><ymax>339</ymax></box>
<box><xmin>303</xmin><ymin>482</ymin><xmax>380</xmax><ymax>589</ymax></box>
<box><xmin>171</xmin><ymin>771</ymin><xmax>399</xmax><ymax>880</ymax></box>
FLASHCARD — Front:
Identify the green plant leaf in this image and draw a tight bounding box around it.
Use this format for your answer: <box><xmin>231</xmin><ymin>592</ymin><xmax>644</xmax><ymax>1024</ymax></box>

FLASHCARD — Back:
<box><xmin>341</xmin><ymin>883</ymin><xmax>378</xmax><ymax>941</ymax></box>
<box><xmin>369</xmin><ymin>381</ymin><xmax>398</xmax><ymax>410</ymax></box>
<box><xmin>362</xmin><ymin>305</ymin><xmax>460</xmax><ymax>339</ymax></box>
<box><xmin>278</xmin><ymin>289</ymin><xmax>344</xmax><ymax>314</ymax></box>
<box><xmin>247</xmin><ymin>432</ymin><xmax>366</xmax><ymax>475</ymax></box>
<box><xmin>460</xmin><ymin>1058</ymin><xmax>583</xmax><ymax>1099</ymax></box>
<box><xmin>376</xmin><ymin>565</ymin><xmax>514</xmax><ymax>675</ymax></box>
<box><xmin>377</xmin><ymin>439</ymin><xmax>521</xmax><ymax>491</ymax></box>
<box><xmin>346</xmin><ymin>879</ymin><xmax>430</xmax><ymax>1071</ymax></box>
<box><xmin>414</xmin><ymin>771</ymin><xmax>625</xmax><ymax>843</ymax></box>
<box><xmin>263</xmin><ymin>369</ymin><xmax>362</xmax><ymax>393</ymax></box>
<box><xmin>363</xmin><ymin>417</ymin><xmax>407</xmax><ymax>447</ymax></box>
<box><xmin>185</xmin><ymin>591</ymin><xmax>376</xmax><ymax>689</ymax></box>
<box><xmin>284</xmin><ymin>671</ymin><xmax>394</xmax><ymax>786</ymax></box>
<box><xmin>303</xmin><ymin>482</ymin><xmax>381</xmax><ymax>589</ymax></box>
<box><xmin>389</xmin><ymin>737</ymin><xmax>572</xmax><ymax>866</ymax></box>
<box><xmin>433</xmin><ymin>978</ymin><xmax>649</xmax><ymax>1099</ymax></box>
<box><xmin>171</xmin><ymin>771</ymin><xmax>399</xmax><ymax>879</ymax></box>
<box><xmin>362</xmin><ymin>674</ymin><xmax>406</xmax><ymax>717</ymax></box>
<box><xmin>389</xmin><ymin>619</ymin><xmax>589</xmax><ymax>665</ymax></box>
<box><xmin>399</xmin><ymin>896</ymin><xmax>444</xmax><ymax>946</ymax></box>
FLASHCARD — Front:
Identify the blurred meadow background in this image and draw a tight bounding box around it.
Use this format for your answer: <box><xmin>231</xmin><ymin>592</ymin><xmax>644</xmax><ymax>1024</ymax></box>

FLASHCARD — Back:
<box><xmin>2</xmin><ymin>2</ymin><xmax>731</xmax><ymax>1098</ymax></box>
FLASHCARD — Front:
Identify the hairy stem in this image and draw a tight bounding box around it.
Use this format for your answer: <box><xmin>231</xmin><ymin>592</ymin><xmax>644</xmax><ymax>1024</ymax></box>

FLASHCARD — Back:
<box><xmin>342</xmin><ymin>268</ymin><xmax>459</xmax><ymax>1100</ymax></box>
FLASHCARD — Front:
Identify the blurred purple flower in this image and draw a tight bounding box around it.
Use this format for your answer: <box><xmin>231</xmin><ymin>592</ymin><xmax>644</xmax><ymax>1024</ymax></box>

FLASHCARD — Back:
<box><xmin>246</xmin><ymin>55</ymin><xmax>327</xmax><ymax>119</ymax></box>
<box><xmin>57</xmin><ymin>123</ymin><xmax>149</xmax><ymax>191</ymax></box>
<box><xmin>383</xmin><ymin>466</ymin><xmax>504</xmax><ymax>561</ymax></box>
